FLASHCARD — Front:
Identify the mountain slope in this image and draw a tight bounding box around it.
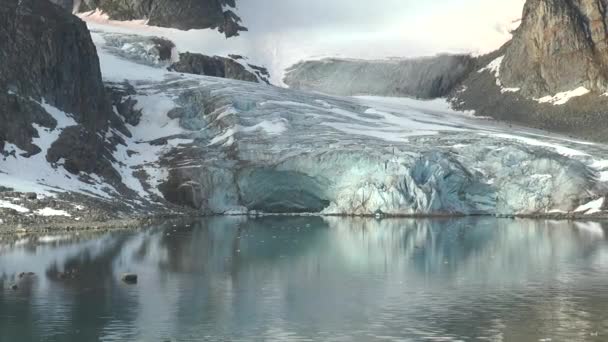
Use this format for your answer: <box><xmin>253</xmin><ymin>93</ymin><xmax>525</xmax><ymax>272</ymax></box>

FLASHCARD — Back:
<box><xmin>4</xmin><ymin>0</ymin><xmax>608</xmax><ymax>224</ymax></box>
<box><xmin>284</xmin><ymin>0</ymin><xmax>608</xmax><ymax>142</ymax></box>
<box><xmin>284</xmin><ymin>55</ymin><xmax>475</xmax><ymax>99</ymax></box>
<box><xmin>51</xmin><ymin>0</ymin><xmax>247</xmax><ymax>37</ymax></box>
<box><xmin>0</xmin><ymin>0</ymin><xmax>124</xmax><ymax>186</ymax></box>
<box><xmin>501</xmin><ymin>0</ymin><xmax>608</xmax><ymax>97</ymax></box>
<box><xmin>450</xmin><ymin>0</ymin><xmax>608</xmax><ymax>142</ymax></box>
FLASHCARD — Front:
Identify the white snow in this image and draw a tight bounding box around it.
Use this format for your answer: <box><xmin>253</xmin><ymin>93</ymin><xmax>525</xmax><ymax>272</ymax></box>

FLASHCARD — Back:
<box><xmin>536</xmin><ymin>87</ymin><xmax>590</xmax><ymax>105</ymax></box>
<box><xmin>478</xmin><ymin>56</ymin><xmax>503</xmax><ymax>75</ymax></box>
<box><xmin>83</xmin><ymin>14</ymin><xmax>272</xmax><ymax>83</ymax></box>
<box><xmin>477</xmin><ymin>56</ymin><xmax>520</xmax><ymax>93</ymax></box>
<box><xmin>575</xmin><ymin>198</ymin><xmax>605</xmax><ymax>214</ymax></box>
<box><xmin>91</xmin><ymin>32</ymin><xmax>169</xmax><ymax>82</ymax></box>
<box><xmin>0</xmin><ymin>200</ymin><xmax>30</xmax><ymax>213</ymax></box>
<box><xmin>35</xmin><ymin>208</ymin><xmax>72</xmax><ymax>217</ymax></box>
<box><xmin>130</xmin><ymin>94</ymin><xmax>183</xmax><ymax>139</ymax></box>
<box><xmin>209</xmin><ymin>119</ymin><xmax>289</xmax><ymax>146</ymax></box>
<box><xmin>478</xmin><ymin>58</ymin><xmax>590</xmax><ymax>104</ymax></box>
<box><xmin>490</xmin><ymin>133</ymin><xmax>590</xmax><ymax>157</ymax></box>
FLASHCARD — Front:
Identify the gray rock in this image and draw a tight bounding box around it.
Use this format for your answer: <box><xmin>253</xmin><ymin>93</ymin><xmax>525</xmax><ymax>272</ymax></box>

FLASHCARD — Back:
<box><xmin>284</xmin><ymin>55</ymin><xmax>475</xmax><ymax>99</ymax></box>
<box><xmin>169</xmin><ymin>52</ymin><xmax>268</xmax><ymax>84</ymax></box>
<box><xmin>501</xmin><ymin>0</ymin><xmax>608</xmax><ymax>97</ymax></box>
<box><xmin>0</xmin><ymin>0</ymin><xmax>126</xmax><ymax>180</ymax></box>
<box><xmin>450</xmin><ymin>40</ymin><xmax>608</xmax><ymax>142</ymax></box>
<box><xmin>77</xmin><ymin>0</ymin><xmax>246</xmax><ymax>37</ymax></box>
<box><xmin>101</xmin><ymin>33</ymin><xmax>176</xmax><ymax>67</ymax></box>
<box><xmin>121</xmin><ymin>273</ymin><xmax>138</xmax><ymax>284</ymax></box>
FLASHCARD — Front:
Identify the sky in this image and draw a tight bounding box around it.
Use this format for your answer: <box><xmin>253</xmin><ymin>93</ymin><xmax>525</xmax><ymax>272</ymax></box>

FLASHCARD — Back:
<box><xmin>235</xmin><ymin>0</ymin><xmax>526</xmax><ymax>83</ymax></box>
<box><xmin>81</xmin><ymin>0</ymin><xmax>526</xmax><ymax>85</ymax></box>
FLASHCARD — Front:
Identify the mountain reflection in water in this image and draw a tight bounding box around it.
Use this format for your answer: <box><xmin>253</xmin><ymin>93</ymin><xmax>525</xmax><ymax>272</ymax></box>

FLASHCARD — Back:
<box><xmin>1</xmin><ymin>217</ymin><xmax>607</xmax><ymax>341</ymax></box>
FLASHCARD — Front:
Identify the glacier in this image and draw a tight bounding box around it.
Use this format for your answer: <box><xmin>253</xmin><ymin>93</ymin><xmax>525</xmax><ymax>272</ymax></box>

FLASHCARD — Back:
<box><xmin>4</xmin><ymin>24</ymin><xmax>608</xmax><ymax>218</ymax></box>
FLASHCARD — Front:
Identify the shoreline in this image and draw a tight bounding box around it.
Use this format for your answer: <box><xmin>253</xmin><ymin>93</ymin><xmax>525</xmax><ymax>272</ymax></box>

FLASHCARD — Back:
<box><xmin>1</xmin><ymin>211</ymin><xmax>607</xmax><ymax>236</ymax></box>
<box><xmin>0</xmin><ymin>214</ymin><xmax>192</xmax><ymax>236</ymax></box>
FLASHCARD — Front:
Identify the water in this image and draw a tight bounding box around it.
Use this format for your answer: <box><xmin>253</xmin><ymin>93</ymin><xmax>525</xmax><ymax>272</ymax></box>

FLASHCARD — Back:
<box><xmin>1</xmin><ymin>217</ymin><xmax>608</xmax><ymax>342</ymax></box>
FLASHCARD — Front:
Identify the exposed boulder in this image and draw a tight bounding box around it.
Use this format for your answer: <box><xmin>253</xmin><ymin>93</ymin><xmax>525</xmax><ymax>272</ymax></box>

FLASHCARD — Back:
<box><xmin>121</xmin><ymin>273</ymin><xmax>138</xmax><ymax>284</ymax></box>
<box><xmin>169</xmin><ymin>53</ymin><xmax>270</xmax><ymax>84</ymax></box>
<box><xmin>284</xmin><ymin>55</ymin><xmax>476</xmax><ymax>99</ymax></box>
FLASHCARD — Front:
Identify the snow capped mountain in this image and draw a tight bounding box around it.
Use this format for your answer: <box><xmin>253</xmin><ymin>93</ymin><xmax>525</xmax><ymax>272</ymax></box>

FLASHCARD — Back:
<box><xmin>3</xmin><ymin>0</ymin><xmax>608</xmax><ymax>224</ymax></box>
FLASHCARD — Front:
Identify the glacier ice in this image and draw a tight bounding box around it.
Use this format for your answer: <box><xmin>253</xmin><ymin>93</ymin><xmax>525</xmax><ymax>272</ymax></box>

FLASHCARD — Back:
<box><xmin>114</xmin><ymin>68</ymin><xmax>606</xmax><ymax>216</ymax></box>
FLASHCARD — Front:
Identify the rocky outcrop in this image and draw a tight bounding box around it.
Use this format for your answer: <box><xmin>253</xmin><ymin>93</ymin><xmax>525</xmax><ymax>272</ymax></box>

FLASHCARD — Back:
<box><xmin>501</xmin><ymin>0</ymin><xmax>608</xmax><ymax>97</ymax></box>
<box><xmin>101</xmin><ymin>33</ymin><xmax>176</xmax><ymax>66</ymax></box>
<box><xmin>1</xmin><ymin>0</ymin><xmax>109</xmax><ymax>127</ymax></box>
<box><xmin>0</xmin><ymin>0</ymin><xmax>139</xmax><ymax>200</ymax></box>
<box><xmin>450</xmin><ymin>0</ymin><xmax>608</xmax><ymax>142</ymax></box>
<box><xmin>284</xmin><ymin>55</ymin><xmax>475</xmax><ymax>99</ymax></box>
<box><xmin>75</xmin><ymin>0</ymin><xmax>246</xmax><ymax>37</ymax></box>
<box><xmin>169</xmin><ymin>53</ymin><xmax>270</xmax><ymax>84</ymax></box>
<box><xmin>0</xmin><ymin>0</ymin><xmax>120</xmax><ymax>170</ymax></box>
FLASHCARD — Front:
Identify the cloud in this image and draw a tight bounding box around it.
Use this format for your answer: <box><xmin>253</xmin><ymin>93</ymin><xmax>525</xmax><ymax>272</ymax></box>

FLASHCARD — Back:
<box><xmin>220</xmin><ymin>0</ymin><xmax>527</xmax><ymax>83</ymax></box>
<box><xmin>238</xmin><ymin>0</ymin><xmax>524</xmax><ymax>54</ymax></box>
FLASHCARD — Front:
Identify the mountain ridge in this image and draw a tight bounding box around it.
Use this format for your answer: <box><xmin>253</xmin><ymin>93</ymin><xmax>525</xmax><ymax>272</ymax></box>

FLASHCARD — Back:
<box><xmin>50</xmin><ymin>0</ymin><xmax>246</xmax><ymax>37</ymax></box>
<box><xmin>285</xmin><ymin>0</ymin><xmax>608</xmax><ymax>142</ymax></box>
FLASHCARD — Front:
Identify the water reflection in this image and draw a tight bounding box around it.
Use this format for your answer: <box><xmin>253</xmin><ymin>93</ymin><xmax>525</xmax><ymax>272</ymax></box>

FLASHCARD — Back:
<box><xmin>0</xmin><ymin>217</ymin><xmax>607</xmax><ymax>341</ymax></box>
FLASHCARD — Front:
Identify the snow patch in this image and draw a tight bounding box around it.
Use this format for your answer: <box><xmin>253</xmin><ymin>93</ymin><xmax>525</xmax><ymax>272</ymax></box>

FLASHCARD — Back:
<box><xmin>209</xmin><ymin>119</ymin><xmax>289</xmax><ymax>146</ymax></box>
<box><xmin>35</xmin><ymin>208</ymin><xmax>72</xmax><ymax>217</ymax></box>
<box><xmin>536</xmin><ymin>87</ymin><xmax>590</xmax><ymax>105</ymax></box>
<box><xmin>0</xmin><ymin>200</ymin><xmax>30</xmax><ymax>213</ymax></box>
<box><xmin>478</xmin><ymin>56</ymin><xmax>520</xmax><ymax>93</ymax></box>
<box><xmin>491</xmin><ymin>133</ymin><xmax>589</xmax><ymax>157</ymax></box>
<box><xmin>575</xmin><ymin>198</ymin><xmax>605</xmax><ymax>214</ymax></box>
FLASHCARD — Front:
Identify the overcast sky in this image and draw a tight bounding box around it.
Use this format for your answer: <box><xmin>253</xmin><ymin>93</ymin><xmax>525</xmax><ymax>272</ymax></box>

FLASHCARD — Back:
<box><xmin>233</xmin><ymin>0</ymin><xmax>525</xmax><ymax>82</ymax></box>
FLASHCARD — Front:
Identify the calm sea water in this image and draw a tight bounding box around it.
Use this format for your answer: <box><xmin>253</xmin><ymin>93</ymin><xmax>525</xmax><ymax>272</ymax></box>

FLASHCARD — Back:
<box><xmin>1</xmin><ymin>217</ymin><xmax>608</xmax><ymax>342</ymax></box>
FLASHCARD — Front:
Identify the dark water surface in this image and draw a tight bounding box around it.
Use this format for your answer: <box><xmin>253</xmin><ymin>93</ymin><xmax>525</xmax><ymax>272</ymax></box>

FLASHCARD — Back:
<box><xmin>1</xmin><ymin>217</ymin><xmax>608</xmax><ymax>341</ymax></box>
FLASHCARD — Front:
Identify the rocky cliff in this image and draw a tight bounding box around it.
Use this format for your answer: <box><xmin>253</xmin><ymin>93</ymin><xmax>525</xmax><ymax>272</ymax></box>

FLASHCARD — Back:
<box><xmin>0</xmin><ymin>0</ymin><xmax>123</xmax><ymax>175</ymax></box>
<box><xmin>0</xmin><ymin>0</ymin><xmax>156</xmax><ymax>220</ymax></box>
<box><xmin>501</xmin><ymin>0</ymin><xmax>608</xmax><ymax>97</ymax></box>
<box><xmin>284</xmin><ymin>55</ymin><xmax>475</xmax><ymax>99</ymax></box>
<box><xmin>51</xmin><ymin>0</ymin><xmax>246</xmax><ymax>37</ymax></box>
<box><xmin>283</xmin><ymin>0</ymin><xmax>608</xmax><ymax>141</ymax></box>
<box><xmin>450</xmin><ymin>0</ymin><xmax>608</xmax><ymax>142</ymax></box>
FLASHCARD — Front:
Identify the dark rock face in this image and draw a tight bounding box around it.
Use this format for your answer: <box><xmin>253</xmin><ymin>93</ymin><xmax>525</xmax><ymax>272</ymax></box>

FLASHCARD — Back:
<box><xmin>49</xmin><ymin>0</ymin><xmax>77</xmax><ymax>11</ymax></box>
<box><xmin>284</xmin><ymin>55</ymin><xmax>475</xmax><ymax>99</ymax></box>
<box><xmin>0</xmin><ymin>0</ymin><xmax>113</xmax><ymax>161</ymax></box>
<box><xmin>0</xmin><ymin>0</ymin><xmax>128</xmax><ymax>186</ymax></box>
<box><xmin>77</xmin><ymin>0</ymin><xmax>246</xmax><ymax>37</ymax></box>
<box><xmin>0</xmin><ymin>0</ymin><xmax>109</xmax><ymax>126</ymax></box>
<box><xmin>501</xmin><ymin>0</ymin><xmax>608</xmax><ymax>97</ymax></box>
<box><xmin>449</xmin><ymin>0</ymin><xmax>608</xmax><ymax>142</ymax></box>
<box><xmin>169</xmin><ymin>53</ymin><xmax>270</xmax><ymax>84</ymax></box>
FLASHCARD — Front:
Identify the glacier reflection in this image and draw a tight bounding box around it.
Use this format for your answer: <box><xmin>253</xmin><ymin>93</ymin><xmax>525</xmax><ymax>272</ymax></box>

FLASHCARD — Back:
<box><xmin>0</xmin><ymin>217</ymin><xmax>607</xmax><ymax>341</ymax></box>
